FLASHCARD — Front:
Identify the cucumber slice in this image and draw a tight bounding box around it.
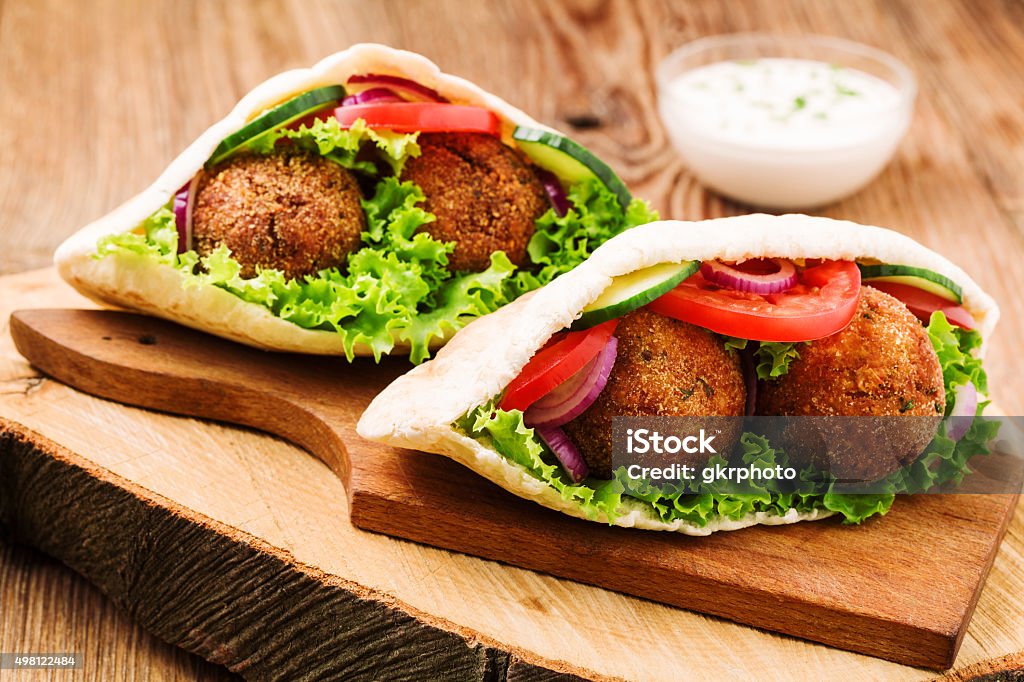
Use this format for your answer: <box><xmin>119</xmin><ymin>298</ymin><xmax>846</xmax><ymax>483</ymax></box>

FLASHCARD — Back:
<box><xmin>207</xmin><ymin>85</ymin><xmax>346</xmax><ymax>166</ymax></box>
<box><xmin>512</xmin><ymin>126</ymin><xmax>632</xmax><ymax>209</ymax></box>
<box><xmin>859</xmin><ymin>264</ymin><xmax>963</xmax><ymax>304</ymax></box>
<box><xmin>572</xmin><ymin>261</ymin><xmax>700</xmax><ymax>330</ymax></box>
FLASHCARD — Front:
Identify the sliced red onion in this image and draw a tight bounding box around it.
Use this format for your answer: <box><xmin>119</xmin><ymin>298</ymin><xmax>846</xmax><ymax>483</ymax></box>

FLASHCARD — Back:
<box><xmin>535</xmin><ymin>168</ymin><xmax>570</xmax><ymax>216</ymax></box>
<box><xmin>525</xmin><ymin>337</ymin><xmax>618</xmax><ymax>428</ymax></box>
<box><xmin>535</xmin><ymin>425</ymin><xmax>590</xmax><ymax>483</ymax></box>
<box><xmin>947</xmin><ymin>381</ymin><xmax>978</xmax><ymax>441</ymax></box>
<box><xmin>341</xmin><ymin>87</ymin><xmax>407</xmax><ymax>106</ymax></box>
<box><xmin>701</xmin><ymin>259</ymin><xmax>798</xmax><ymax>294</ymax></box>
<box><xmin>172</xmin><ymin>173</ymin><xmax>201</xmax><ymax>254</ymax></box>
<box><xmin>346</xmin><ymin>74</ymin><xmax>449</xmax><ymax>103</ymax></box>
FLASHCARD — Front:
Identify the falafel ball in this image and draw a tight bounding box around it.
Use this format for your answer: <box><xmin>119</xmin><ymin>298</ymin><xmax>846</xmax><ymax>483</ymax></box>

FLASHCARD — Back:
<box><xmin>192</xmin><ymin>151</ymin><xmax>366</xmax><ymax>280</ymax></box>
<box><xmin>563</xmin><ymin>309</ymin><xmax>747</xmax><ymax>478</ymax></box>
<box><xmin>756</xmin><ymin>286</ymin><xmax>945</xmax><ymax>482</ymax></box>
<box><xmin>400</xmin><ymin>133</ymin><xmax>548</xmax><ymax>272</ymax></box>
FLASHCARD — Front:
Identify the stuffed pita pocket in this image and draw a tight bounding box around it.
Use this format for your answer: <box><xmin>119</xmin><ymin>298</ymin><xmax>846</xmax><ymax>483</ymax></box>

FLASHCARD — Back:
<box><xmin>56</xmin><ymin>44</ymin><xmax>656</xmax><ymax>362</ymax></box>
<box><xmin>358</xmin><ymin>214</ymin><xmax>999</xmax><ymax>535</ymax></box>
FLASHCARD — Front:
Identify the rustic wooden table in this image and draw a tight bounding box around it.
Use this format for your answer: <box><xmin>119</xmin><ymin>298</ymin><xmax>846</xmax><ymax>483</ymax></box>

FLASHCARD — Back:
<box><xmin>1</xmin><ymin>0</ymin><xmax>1022</xmax><ymax>679</ymax></box>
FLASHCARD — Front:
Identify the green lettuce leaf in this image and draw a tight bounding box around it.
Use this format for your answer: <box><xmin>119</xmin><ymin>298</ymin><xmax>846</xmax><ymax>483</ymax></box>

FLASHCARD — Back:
<box><xmin>456</xmin><ymin>402</ymin><xmax>624</xmax><ymax>522</ymax></box>
<box><xmin>873</xmin><ymin>311</ymin><xmax>996</xmax><ymax>493</ymax></box>
<box><xmin>96</xmin><ymin>207</ymin><xmax>180</xmax><ymax>265</ymax></box>
<box><xmin>821</xmin><ymin>490</ymin><xmax>894</xmax><ymax>521</ymax></box>
<box><xmin>97</xmin><ymin>179</ymin><xmax>518</xmax><ymax>363</ymax></box>
<box><xmin>458</xmin><ymin>311</ymin><xmax>994</xmax><ymax>527</ymax></box>
<box><xmin>94</xmin><ymin>123</ymin><xmax>659</xmax><ymax>364</ymax></box>
<box><xmin>926</xmin><ymin>310</ymin><xmax>988</xmax><ymax>406</ymax></box>
<box><xmin>248</xmin><ymin>116</ymin><xmax>420</xmax><ymax>175</ymax></box>
<box><xmin>724</xmin><ymin>337</ymin><xmax>802</xmax><ymax>380</ymax></box>
<box><xmin>455</xmin><ymin>403</ymin><xmax>896</xmax><ymax>527</ymax></box>
<box><xmin>509</xmin><ymin>181</ymin><xmax>658</xmax><ymax>296</ymax></box>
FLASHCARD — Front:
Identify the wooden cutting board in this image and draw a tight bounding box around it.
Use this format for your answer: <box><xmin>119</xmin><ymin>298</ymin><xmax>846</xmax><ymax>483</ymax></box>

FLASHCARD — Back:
<box><xmin>5</xmin><ymin>302</ymin><xmax>1019</xmax><ymax>672</ymax></box>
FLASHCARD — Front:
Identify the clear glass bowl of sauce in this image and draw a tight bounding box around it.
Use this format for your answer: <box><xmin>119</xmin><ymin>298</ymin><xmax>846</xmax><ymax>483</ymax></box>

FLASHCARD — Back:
<box><xmin>657</xmin><ymin>33</ymin><xmax>916</xmax><ymax>210</ymax></box>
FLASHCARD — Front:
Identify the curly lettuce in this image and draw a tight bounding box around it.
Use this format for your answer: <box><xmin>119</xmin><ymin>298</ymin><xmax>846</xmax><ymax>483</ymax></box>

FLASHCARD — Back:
<box><xmin>99</xmin><ymin>178</ymin><xmax>518</xmax><ymax>362</ymax></box>
<box><xmin>457</xmin><ymin>311</ymin><xmax>995</xmax><ymax>527</ymax></box>
<box><xmin>96</xmin><ymin>116</ymin><xmax>652</xmax><ymax>363</ymax></box>
<box><xmin>878</xmin><ymin>311</ymin><xmax>995</xmax><ymax>492</ymax></box>
<box><xmin>926</xmin><ymin>310</ymin><xmax>988</xmax><ymax>404</ymax></box>
<box><xmin>723</xmin><ymin>337</ymin><xmax>803</xmax><ymax>380</ymax></box>
<box><xmin>507</xmin><ymin>182</ymin><xmax>658</xmax><ymax>297</ymax></box>
<box><xmin>247</xmin><ymin>116</ymin><xmax>421</xmax><ymax>175</ymax></box>
<box><xmin>613</xmin><ymin>433</ymin><xmax>830</xmax><ymax>526</ymax></box>
<box><xmin>96</xmin><ymin>205</ymin><xmax>184</xmax><ymax>266</ymax></box>
<box><xmin>456</xmin><ymin>402</ymin><xmax>624</xmax><ymax>522</ymax></box>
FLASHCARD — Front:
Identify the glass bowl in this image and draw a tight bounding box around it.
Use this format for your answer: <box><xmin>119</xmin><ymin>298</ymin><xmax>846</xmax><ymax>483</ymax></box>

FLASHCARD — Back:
<box><xmin>656</xmin><ymin>33</ymin><xmax>916</xmax><ymax>210</ymax></box>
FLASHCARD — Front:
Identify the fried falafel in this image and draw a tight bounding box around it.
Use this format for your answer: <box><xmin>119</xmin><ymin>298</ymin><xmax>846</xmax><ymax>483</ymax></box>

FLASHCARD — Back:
<box><xmin>400</xmin><ymin>133</ymin><xmax>548</xmax><ymax>272</ymax></box>
<box><xmin>193</xmin><ymin>151</ymin><xmax>366</xmax><ymax>280</ymax></box>
<box><xmin>563</xmin><ymin>308</ymin><xmax>747</xmax><ymax>478</ymax></box>
<box><xmin>756</xmin><ymin>286</ymin><xmax>945</xmax><ymax>481</ymax></box>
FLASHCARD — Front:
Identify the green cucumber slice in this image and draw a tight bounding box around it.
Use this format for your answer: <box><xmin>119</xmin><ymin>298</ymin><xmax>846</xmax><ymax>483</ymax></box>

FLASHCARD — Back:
<box><xmin>859</xmin><ymin>263</ymin><xmax>963</xmax><ymax>304</ymax></box>
<box><xmin>207</xmin><ymin>85</ymin><xmax>346</xmax><ymax>166</ymax></box>
<box><xmin>572</xmin><ymin>261</ymin><xmax>700</xmax><ymax>330</ymax></box>
<box><xmin>512</xmin><ymin>126</ymin><xmax>632</xmax><ymax>209</ymax></box>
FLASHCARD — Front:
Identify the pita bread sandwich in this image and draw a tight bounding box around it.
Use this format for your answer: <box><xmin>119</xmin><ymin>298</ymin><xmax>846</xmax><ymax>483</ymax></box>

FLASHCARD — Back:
<box><xmin>55</xmin><ymin>44</ymin><xmax>656</xmax><ymax>362</ymax></box>
<box><xmin>358</xmin><ymin>215</ymin><xmax>1000</xmax><ymax>535</ymax></box>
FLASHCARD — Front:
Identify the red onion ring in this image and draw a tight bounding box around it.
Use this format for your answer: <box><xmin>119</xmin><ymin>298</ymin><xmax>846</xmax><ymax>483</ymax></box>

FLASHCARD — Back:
<box><xmin>346</xmin><ymin>74</ymin><xmax>449</xmax><ymax>103</ymax></box>
<box><xmin>526</xmin><ymin>337</ymin><xmax>618</xmax><ymax>428</ymax></box>
<box><xmin>535</xmin><ymin>425</ymin><xmax>590</xmax><ymax>483</ymax></box>
<box><xmin>947</xmin><ymin>381</ymin><xmax>978</xmax><ymax>441</ymax></box>
<box><xmin>341</xmin><ymin>87</ymin><xmax>407</xmax><ymax>106</ymax></box>
<box><xmin>701</xmin><ymin>259</ymin><xmax>798</xmax><ymax>294</ymax></box>
<box><xmin>172</xmin><ymin>173</ymin><xmax>201</xmax><ymax>254</ymax></box>
<box><xmin>535</xmin><ymin>168</ymin><xmax>570</xmax><ymax>216</ymax></box>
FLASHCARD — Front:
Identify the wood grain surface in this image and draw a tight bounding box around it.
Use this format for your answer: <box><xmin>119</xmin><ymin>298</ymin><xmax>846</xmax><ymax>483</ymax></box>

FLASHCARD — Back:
<box><xmin>1</xmin><ymin>0</ymin><xmax>1023</xmax><ymax>679</ymax></box>
<box><xmin>7</xmin><ymin>307</ymin><xmax>1021</xmax><ymax>670</ymax></box>
<box><xmin>0</xmin><ymin>270</ymin><xmax>1020</xmax><ymax>681</ymax></box>
<box><xmin>1</xmin><ymin>270</ymin><xmax>1023</xmax><ymax>680</ymax></box>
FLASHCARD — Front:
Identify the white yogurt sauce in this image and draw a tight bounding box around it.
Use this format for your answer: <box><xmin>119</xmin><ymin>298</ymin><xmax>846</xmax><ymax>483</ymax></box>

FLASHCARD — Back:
<box><xmin>666</xmin><ymin>58</ymin><xmax>901</xmax><ymax>149</ymax></box>
<box><xmin>658</xmin><ymin>57</ymin><xmax>912</xmax><ymax>208</ymax></box>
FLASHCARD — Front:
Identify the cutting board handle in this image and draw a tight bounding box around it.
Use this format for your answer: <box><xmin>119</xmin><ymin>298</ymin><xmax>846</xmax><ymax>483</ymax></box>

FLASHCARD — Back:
<box><xmin>9</xmin><ymin>309</ymin><xmax>407</xmax><ymax>486</ymax></box>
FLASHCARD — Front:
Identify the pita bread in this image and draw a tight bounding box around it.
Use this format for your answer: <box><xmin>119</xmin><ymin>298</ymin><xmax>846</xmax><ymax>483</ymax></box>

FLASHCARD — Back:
<box><xmin>357</xmin><ymin>214</ymin><xmax>999</xmax><ymax>534</ymax></box>
<box><xmin>54</xmin><ymin>44</ymin><xmax>560</xmax><ymax>356</ymax></box>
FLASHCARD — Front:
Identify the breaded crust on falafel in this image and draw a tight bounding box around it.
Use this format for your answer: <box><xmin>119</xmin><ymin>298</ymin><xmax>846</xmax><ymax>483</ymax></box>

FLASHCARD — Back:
<box><xmin>563</xmin><ymin>308</ymin><xmax>747</xmax><ymax>478</ymax></box>
<box><xmin>756</xmin><ymin>286</ymin><xmax>946</xmax><ymax>482</ymax></box>
<box><xmin>193</xmin><ymin>151</ymin><xmax>366</xmax><ymax>280</ymax></box>
<box><xmin>400</xmin><ymin>133</ymin><xmax>548</xmax><ymax>272</ymax></box>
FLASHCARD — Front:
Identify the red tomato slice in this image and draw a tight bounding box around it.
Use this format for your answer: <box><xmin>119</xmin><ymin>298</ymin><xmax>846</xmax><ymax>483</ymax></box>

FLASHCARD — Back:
<box><xmin>332</xmin><ymin>102</ymin><xmax>501</xmax><ymax>135</ymax></box>
<box><xmin>500</xmin><ymin>320</ymin><xmax>619</xmax><ymax>413</ymax></box>
<box><xmin>648</xmin><ymin>260</ymin><xmax>862</xmax><ymax>342</ymax></box>
<box><xmin>865</xmin><ymin>281</ymin><xmax>976</xmax><ymax>330</ymax></box>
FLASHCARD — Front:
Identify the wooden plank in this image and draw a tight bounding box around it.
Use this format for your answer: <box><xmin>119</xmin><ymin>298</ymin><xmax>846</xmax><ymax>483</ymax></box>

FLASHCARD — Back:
<box><xmin>8</xmin><ymin>308</ymin><xmax>1020</xmax><ymax>668</ymax></box>
<box><xmin>0</xmin><ymin>420</ymin><xmax>585</xmax><ymax>681</ymax></box>
<box><xmin>3</xmin><ymin>0</ymin><xmax>1024</xmax><ymax>677</ymax></box>
<box><xmin>3</xmin><ymin>266</ymin><xmax>999</xmax><ymax>681</ymax></box>
<box><xmin>1</xmin><ymin>294</ymin><xmax>1021</xmax><ymax>673</ymax></box>
<box><xmin>0</xmin><ymin>541</ymin><xmax>239</xmax><ymax>682</ymax></box>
